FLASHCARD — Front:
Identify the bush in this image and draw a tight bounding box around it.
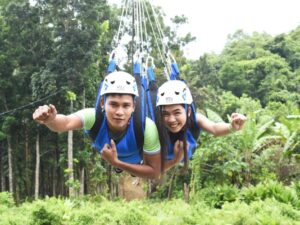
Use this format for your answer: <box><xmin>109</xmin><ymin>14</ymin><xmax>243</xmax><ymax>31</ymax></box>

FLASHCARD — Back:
<box><xmin>240</xmin><ymin>180</ymin><xmax>299</xmax><ymax>208</ymax></box>
<box><xmin>0</xmin><ymin>192</ymin><xmax>15</xmax><ymax>207</ymax></box>
<box><xmin>30</xmin><ymin>206</ymin><xmax>61</xmax><ymax>225</ymax></box>
<box><xmin>191</xmin><ymin>184</ymin><xmax>239</xmax><ymax>208</ymax></box>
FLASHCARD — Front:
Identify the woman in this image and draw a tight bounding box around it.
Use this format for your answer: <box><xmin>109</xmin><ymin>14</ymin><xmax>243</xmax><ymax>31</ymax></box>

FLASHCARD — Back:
<box><xmin>156</xmin><ymin>80</ymin><xmax>247</xmax><ymax>171</ymax></box>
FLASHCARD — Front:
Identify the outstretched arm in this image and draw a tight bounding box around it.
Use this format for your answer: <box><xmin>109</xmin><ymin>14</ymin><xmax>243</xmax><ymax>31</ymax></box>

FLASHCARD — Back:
<box><xmin>102</xmin><ymin>139</ymin><xmax>161</xmax><ymax>179</ymax></box>
<box><xmin>32</xmin><ymin>104</ymin><xmax>83</xmax><ymax>132</ymax></box>
<box><xmin>197</xmin><ymin>112</ymin><xmax>247</xmax><ymax>136</ymax></box>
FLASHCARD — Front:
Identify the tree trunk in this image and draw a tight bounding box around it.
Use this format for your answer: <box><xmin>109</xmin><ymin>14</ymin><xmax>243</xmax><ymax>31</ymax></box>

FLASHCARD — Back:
<box><xmin>79</xmin><ymin>88</ymin><xmax>85</xmax><ymax>196</ymax></box>
<box><xmin>80</xmin><ymin>168</ymin><xmax>84</xmax><ymax>196</ymax></box>
<box><xmin>7</xmin><ymin>136</ymin><xmax>13</xmax><ymax>193</ymax></box>
<box><xmin>68</xmin><ymin>130</ymin><xmax>75</xmax><ymax>197</ymax></box>
<box><xmin>53</xmin><ymin>137</ymin><xmax>59</xmax><ymax>196</ymax></box>
<box><xmin>68</xmin><ymin>99</ymin><xmax>75</xmax><ymax>197</ymax></box>
<box><xmin>108</xmin><ymin>164</ymin><xmax>113</xmax><ymax>199</ymax></box>
<box><xmin>25</xmin><ymin>125</ymin><xmax>30</xmax><ymax>195</ymax></box>
<box><xmin>0</xmin><ymin>145</ymin><xmax>5</xmax><ymax>191</ymax></box>
<box><xmin>35</xmin><ymin>132</ymin><xmax>40</xmax><ymax>200</ymax></box>
<box><xmin>184</xmin><ymin>183</ymin><xmax>189</xmax><ymax>203</ymax></box>
<box><xmin>167</xmin><ymin>171</ymin><xmax>176</xmax><ymax>200</ymax></box>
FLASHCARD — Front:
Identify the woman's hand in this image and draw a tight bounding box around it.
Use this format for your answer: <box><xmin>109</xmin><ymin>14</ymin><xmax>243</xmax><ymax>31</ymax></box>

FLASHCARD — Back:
<box><xmin>230</xmin><ymin>113</ymin><xmax>247</xmax><ymax>131</ymax></box>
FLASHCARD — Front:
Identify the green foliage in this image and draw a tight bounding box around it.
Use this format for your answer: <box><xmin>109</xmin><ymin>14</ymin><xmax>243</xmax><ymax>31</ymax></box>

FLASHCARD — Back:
<box><xmin>191</xmin><ymin>99</ymin><xmax>300</xmax><ymax>188</ymax></box>
<box><xmin>0</xmin><ymin>130</ymin><xmax>6</xmax><ymax>140</ymax></box>
<box><xmin>31</xmin><ymin>206</ymin><xmax>61</xmax><ymax>225</ymax></box>
<box><xmin>1</xmin><ymin>0</ymin><xmax>300</xmax><ymax>207</ymax></box>
<box><xmin>2</xmin><ymin>188</ymin><xmax>300</xmax><ymax>225</ymax></box>
<box><xmin>0</xmin><ymin>192</ymin><xmax>15</xmax><ymax>207</ymax></box>
<box><xmin>191</xmin><ymin>184</ymin><xmax>239</xmax><ymax>208</ymax></box>
<box><xmin>1</xmin><ymin>116</ymin><xmax>16</xmax><ymax>132</ymax></box>
<box><xmin>240</xmin><ymin>180</ymin><xmax>300</xmax><ymax>209</ymax></box>
<box><xmin>65</xmin><ymin>91</ymin><xmax>77</xmax><ymax>101</ymax></box>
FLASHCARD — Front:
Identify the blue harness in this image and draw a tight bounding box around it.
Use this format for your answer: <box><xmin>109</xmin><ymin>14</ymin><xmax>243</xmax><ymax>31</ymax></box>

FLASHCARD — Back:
<box><xmin>167</xmin><ymin>104</ymin><xmax>201</xmax><ymax>160</ymax></box>
<box><xmin>167</xmin><ymin>129</ymin><xmax>198</xmax><ymax>160</ymax></box>
<box><xmin>91</xmin><ymin>114</ymin><xmax>142</xmax><ymax>164</ymax></box>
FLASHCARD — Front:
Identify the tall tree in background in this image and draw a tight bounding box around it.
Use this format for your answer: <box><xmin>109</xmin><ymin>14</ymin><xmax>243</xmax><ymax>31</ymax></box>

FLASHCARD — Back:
<box><xmin>34</xmin><ymin>131</ymin><xmax>40</xmax><ymax>200</ymax></box>
<box><xmin>30</xmin><ymin>0</ymin><xmax>113</xmax><ymax>197</ymax></box>
<box><xmin>66</xmin><ymin>91</ymin><xmax>77</xmax><ymax>197</ymax></box>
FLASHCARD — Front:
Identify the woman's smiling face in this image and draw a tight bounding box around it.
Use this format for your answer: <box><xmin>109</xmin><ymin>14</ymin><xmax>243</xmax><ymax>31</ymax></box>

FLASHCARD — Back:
<box><xmin>161</xmin><ymin>104</ymin><xmax>188</xmax><ymax>133</ymax></box>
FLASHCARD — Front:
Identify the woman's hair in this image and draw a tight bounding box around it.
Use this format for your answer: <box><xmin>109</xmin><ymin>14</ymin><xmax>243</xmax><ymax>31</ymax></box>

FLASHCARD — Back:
<box><xmin>157</xmin><ymin>104</ymin><xmax>193</xmax><ymax>173</ymax></box>
<box><xmin>149</xmin><ymin>81</ymin><xmax>166</xmax><ymax>174</ymax></box>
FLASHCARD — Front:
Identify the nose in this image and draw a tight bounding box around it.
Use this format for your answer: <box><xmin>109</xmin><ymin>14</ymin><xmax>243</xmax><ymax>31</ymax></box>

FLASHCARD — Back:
<box><xmin>166</xmin><ymin>114</ymin><xmax>176</xmax><ymax>123</ymax></box>
<box><xmin>115</xmin><ymin>106</ymin><xmax>124</xmax><ymax>116</ymax></box>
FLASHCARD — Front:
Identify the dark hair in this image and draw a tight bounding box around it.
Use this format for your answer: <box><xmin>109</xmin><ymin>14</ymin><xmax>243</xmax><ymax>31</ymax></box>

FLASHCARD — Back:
<box><xmin>156</xmin><ymin>107</ymin><xmax>168</xmax><ymax>174</ymax></box>
<box><xmin>105</xmin><ymin>93</ymin><xmax>135</xmax><ymax>101</ymax></box>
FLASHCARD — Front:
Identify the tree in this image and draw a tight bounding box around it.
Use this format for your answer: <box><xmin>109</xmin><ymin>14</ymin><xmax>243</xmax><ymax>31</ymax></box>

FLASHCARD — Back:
<box><xmin>34</xmin><ymin>131</ymin><xmax>40</xmax><ymax>200</ymax></box>
<box><xmin>65</xmin><ymin>91</ymin><xmax>77</xmax><ymax>197</ymax></box>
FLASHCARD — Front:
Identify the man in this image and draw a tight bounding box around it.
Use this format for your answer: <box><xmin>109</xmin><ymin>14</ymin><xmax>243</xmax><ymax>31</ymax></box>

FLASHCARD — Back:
<box><xmin>33</xmin><ymin>71</ymin><xmax>161</xmax><ymax>179</ymax></box>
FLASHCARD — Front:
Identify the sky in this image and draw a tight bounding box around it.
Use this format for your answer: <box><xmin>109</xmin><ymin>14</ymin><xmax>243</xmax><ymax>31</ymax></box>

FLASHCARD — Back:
<box><xmin>109</xmin><ymin>0</ymin><xmax>300</xmax><ymax>59</ymax></box>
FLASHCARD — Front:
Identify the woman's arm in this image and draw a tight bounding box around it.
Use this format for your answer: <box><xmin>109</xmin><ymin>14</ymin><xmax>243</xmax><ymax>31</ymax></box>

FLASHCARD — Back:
<box><xmin>196</xmin><ymin>112</ymin><xmax>247</xmax><ymax>136</ymax></box>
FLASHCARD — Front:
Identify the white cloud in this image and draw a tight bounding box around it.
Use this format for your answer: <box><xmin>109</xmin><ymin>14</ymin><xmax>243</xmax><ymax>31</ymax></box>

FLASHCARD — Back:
<box><xmin>109</xmin><ymin>0</ymin><xmax>300</xmax><ymax>59</ymax></box>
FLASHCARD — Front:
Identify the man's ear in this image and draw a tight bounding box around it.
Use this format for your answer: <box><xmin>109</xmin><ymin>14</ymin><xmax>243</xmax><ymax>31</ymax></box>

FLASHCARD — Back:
<box><xmin>188</xmin><ymin>106</ymin><xmax>192</xmax><ymax>117</ymax></box>
<box><xmin>100</xmin><ymin>97</ymin><xmax>105</xmax><ymax>110</ymax></box>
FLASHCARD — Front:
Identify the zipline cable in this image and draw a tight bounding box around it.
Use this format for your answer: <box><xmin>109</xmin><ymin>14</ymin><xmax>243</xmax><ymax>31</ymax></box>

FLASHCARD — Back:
<box><xmin>0</xmin><ymin>89</ymin><xmax>64</xmax><ymax>117</ymax></box>
<box><xmin>142</xmin><ymin>0</ymin><xmax>169</xmax><ymax>78</ymax></box>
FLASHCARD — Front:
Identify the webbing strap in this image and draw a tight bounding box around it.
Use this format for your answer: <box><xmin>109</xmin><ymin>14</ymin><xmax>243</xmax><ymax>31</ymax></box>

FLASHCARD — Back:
<box><xmin>147</xmin><ymin>80</ymin><xmax>158</xmax><ymax>122</ymax></box>
<box><xmin>107</xmin><ymin>60</ymin><xmax>117</xmax><ymax>73</ymax></box>
<box><xmin>170</xmin><ymin>62</ymin><xmax>180</xmax><ymax>80</ymax></box>
<box><xmin>147</xmin><ymin>67</ymin><xmax>156</xmax><ymax>81</ymax></box>
<box><xmin>133</xmin><ymin>72</ymin><xmax>146</xmax><ymax>152</ymax></box>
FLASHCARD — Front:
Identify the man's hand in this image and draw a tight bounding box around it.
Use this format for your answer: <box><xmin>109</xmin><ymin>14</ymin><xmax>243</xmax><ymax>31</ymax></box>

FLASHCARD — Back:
<box><xmin>231</xmin><ymin>113</ymin><xmax>247</xmax><ymax>131</ymax></box>
<box><xmin>101</xmin><ymin>139</ymin><xmax>120</xmax><ymax>167</ymax></box>
<box><xmin>33</xmin><ymin>104</ymin><xmax>57</xmax><ymax>125</ymax></box>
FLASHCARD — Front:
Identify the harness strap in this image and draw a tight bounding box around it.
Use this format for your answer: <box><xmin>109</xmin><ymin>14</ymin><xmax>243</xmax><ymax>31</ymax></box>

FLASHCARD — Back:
<box><xmin>133</xmin><ymin>68</ymin><xmax>146</xmax><ymax>153</ymax></box>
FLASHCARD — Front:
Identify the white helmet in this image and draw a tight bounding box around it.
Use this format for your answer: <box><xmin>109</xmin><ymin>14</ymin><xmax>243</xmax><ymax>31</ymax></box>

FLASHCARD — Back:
<box><xmin>100</xmin><ymin>71</ymin><xmax>139</xmax><ymax>97</ymax></box>
<box><xmin>156</xmin><ymin>80</ymin><xmax>193</xmax><ymax>106</ymax></box>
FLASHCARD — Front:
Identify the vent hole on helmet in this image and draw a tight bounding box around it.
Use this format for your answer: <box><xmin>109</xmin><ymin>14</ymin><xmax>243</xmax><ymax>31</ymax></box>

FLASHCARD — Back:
<box><xmin>110</xmin><ymin>81</ymin><xmax>115</xmax><ymax>84</ymax></box>
<box><xmin>175</xmin><ymin>91</ymin><xmax>180</xmax><ymax>95</ymax></box>
<box><xmin>126</xmin><ymin>81</ymin><xmax>131</xmax><ymax>85</ymax></box>
<box><xmin>161</xmin><ymin>92</ymin><xmax>165</xmax><ymax>96</ymax></box>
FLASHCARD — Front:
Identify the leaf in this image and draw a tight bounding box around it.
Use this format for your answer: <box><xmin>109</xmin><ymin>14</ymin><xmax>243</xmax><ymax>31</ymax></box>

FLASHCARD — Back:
<box><xmin>255</xmin><ymin>119</ymin><xmax>274</xmax><ymax>140</ymax></box>
<box><xmin>65</xmin><ymin>91</ymin><xmax>76</xmax><ymax>101</ymax></box>
<box><xmin>206</xmin><ymin>108</ymin><xmax>224</xmax><ymax>122</ymax></box>
<box><xmin>283</xmin><ymin>131</ymin><xmax>298</xmax><ymax>154</ymax></box>
<box><xmin>253</xmin><ymin>135</ymin><xmax>282</xmax><ymax>153</ymax></box>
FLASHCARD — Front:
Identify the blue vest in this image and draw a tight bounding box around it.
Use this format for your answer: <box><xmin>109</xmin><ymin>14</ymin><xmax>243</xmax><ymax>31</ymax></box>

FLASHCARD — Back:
<box><xmin>167</xmin><ymin>107</ymin><xmax>201</xmax><ymax>160</ymax></box>
<box><xmin>167</xmin><ymin>128</ymin><xmax>199</xmax><ymax>160</ymax></box>
<box><xmin>91</xmin><ymin>114</ymin><xmax>142</xmax><ymax>164</ymax></box>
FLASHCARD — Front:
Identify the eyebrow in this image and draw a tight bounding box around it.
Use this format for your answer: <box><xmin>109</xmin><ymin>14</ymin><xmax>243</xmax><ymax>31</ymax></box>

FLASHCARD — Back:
<box><xmin>108</xmin><ymin>100</ymin><xmax>133</xmax><ymax>105</ymax></box>
<box><xmin>162</xmin><ymin>108</ymin><xmax>182</xmax><ymax>113</ymax></box>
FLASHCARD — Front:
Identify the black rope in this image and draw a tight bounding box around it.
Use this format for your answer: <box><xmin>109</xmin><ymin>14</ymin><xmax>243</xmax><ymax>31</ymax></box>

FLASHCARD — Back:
<box><xmin>0</xmin><ymin>89</ymin><xmax>64</xmax><ymax>117</ymax></box>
